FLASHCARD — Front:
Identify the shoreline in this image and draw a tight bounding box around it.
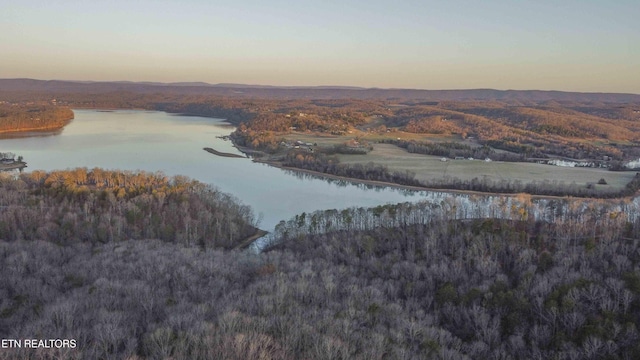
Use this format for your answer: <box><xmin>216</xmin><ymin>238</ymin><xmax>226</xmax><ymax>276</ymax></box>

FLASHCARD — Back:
<box><xmin>246</xmin><ymin>151</ymin><xmax>640</xmax><ymax>201</ymax></box>
<box><xmin>252</xmin><ymin>158</ymin><xmax>576</xmax><ymax>200</ymax></box>
<box><xmin>229</xmin><ymin>137</ymin><xmax>638</xmax><ymax>201</ymax></box>
<box><xmin>203</xmin><ymin>147</ymin><xmax>245</xmax><ymax>158</ymax></box>
<box><xmin>0</xmin><ymin>161</ymin><xmax>27</xmax><ymax>171</ymax></box>
<box><xmin>231</xmin><ymin>140</ymin><xmax>582</xmax><ymax>200</ymax></box>
<box><xmin>0</xmin><ymin>124</ymin><xmax>68</xmax><ymax>135</ymax></box>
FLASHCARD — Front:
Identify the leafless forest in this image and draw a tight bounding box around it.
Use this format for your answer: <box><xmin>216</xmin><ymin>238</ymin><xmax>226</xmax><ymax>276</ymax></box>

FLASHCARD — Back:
<box><xmin>0</xmin><ymin>169</ymin><xmax>258</xmax><ymax>248</ymax></box>
<box><xmin>2</xmin><ymin>170</ymin><xmax>640</xmax><ymax>359</ymax></box>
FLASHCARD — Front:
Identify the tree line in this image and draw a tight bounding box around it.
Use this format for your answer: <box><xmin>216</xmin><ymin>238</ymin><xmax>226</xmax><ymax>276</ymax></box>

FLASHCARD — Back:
<box><xmin>383</xmin><ymin>139</ymin><xmax>526</xmax><ymax>162</ymax></box>
<box><xmin>281</xmin><ymin>149</ymin><xmax>640</xmax><ymax>199</ymax></box>
<box><xmin>281</xmin><ymin>151</ymin><xmax>422</xmax><ymax>187</ymax></box>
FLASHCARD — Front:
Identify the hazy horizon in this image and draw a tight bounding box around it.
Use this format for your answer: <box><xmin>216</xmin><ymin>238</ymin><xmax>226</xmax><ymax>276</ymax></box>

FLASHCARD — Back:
<box><xmin>2</xmin><ymin>0</ymin><xmax>638</xmax><ymax>93</ymax></box>
<box><xmin>4</xmin><ymin>77</ymin><xmax>640</xmax><ymax>95</ymax></box>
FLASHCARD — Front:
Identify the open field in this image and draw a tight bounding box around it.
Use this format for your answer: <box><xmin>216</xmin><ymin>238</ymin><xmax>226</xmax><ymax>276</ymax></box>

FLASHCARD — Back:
<box><xmin>336</xmin><ymin>144</ymin><xmax>635</xmax><ymax>191</ymax></box>
<box><xmin>283</xmin><ymin>129</ymin><xmax>472</xmax><ymax>144</ymax></box>
<box><xmin>282</xmin><ymin>132</ymin><xmax>347</xmax><ymax>146</ymax></box>
<box><xmin>278</xmin><ymin>132</ymin><xmax>637</xmax><ymax>192</ymax></box>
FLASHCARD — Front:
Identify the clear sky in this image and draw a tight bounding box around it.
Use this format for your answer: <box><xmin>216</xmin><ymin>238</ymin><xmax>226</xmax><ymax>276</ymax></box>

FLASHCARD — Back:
<box><xmin>1</xmin><ymin>0</ymin><xmax>638</xmax><ymax>93</ymax></box>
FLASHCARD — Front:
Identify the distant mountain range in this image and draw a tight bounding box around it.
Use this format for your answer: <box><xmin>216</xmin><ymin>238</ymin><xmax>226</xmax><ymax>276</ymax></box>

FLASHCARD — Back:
<box><xmin>1</xmin><ymin>78</ymin><xmax>639</xmax><ymax>103</ymax></box>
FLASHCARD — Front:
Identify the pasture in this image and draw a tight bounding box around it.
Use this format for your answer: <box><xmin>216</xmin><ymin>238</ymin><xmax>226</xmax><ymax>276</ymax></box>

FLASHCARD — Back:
<box><xmin>338</xmin><ymin>144</ymin><xmax>635</xmax><ymax>191</ymax></box>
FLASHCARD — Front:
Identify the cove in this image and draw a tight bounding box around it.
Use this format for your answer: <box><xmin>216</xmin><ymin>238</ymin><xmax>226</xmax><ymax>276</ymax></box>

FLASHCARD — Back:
<box><xmin>0</xmin><ymin>109</ymin><xmax>425</xmax><ymax>230</ymax></box>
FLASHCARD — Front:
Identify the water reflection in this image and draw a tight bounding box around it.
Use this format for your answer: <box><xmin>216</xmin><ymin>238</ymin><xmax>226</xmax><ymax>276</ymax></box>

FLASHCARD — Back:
<box><xmin>0</xmin><ymin>128</ymin><xmax>65</xmax><ymax>140</ymax></box>
<box><xmin>282</xmin><ymin>168</ymin><xmax>421</xmax><ymax>196</ymax></box>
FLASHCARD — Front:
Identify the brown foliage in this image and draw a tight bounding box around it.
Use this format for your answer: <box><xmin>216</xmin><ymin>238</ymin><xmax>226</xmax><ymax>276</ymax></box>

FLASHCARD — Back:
<box><xmin>0</xmin><ymin>103</ymin><xmax>74</xmax><ymax>133</ymax></box>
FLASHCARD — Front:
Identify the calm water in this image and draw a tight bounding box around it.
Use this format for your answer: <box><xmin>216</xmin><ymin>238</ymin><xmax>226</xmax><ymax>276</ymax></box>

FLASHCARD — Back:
<box><xmin>0</xmin><ymin>110</ymin><xmax>425</xmax><ymax>230</ymax></box>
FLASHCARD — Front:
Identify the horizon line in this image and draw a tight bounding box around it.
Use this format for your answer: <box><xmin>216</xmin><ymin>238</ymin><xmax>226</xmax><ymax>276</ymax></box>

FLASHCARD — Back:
<box><xmin>3</xmin><ymin>78</ymin><xmax>640</xmax><ymax>96</ymax></box>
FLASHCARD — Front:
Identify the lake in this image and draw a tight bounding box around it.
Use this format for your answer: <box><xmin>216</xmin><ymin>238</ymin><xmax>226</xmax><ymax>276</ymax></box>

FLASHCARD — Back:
<box><xmin>4</xmin><ymin>109</ymin><xmax>639</xmax><ymax>234</ymax></box>
<box><xmin>0</xmin><ymin>109</ymin><xmax>429</xmax><ymax>230</ymax></box>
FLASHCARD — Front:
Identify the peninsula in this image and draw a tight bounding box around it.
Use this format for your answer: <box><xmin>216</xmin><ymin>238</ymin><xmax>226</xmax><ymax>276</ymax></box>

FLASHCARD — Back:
<box><xmin>203</xmin><ymin>147</ymin><xmax>245</xmax><ymax>158</ymax></box>
<box><xmin>0</xmin><ymin>102</ymin><xmax>74</xmax><ymax>135</ymax></box>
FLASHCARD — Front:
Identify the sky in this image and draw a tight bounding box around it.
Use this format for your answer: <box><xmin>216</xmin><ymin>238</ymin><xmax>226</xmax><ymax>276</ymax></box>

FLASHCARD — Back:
<box><xmin>1</xmin><ymin>0</ymin><xmax>638</xmax><ymax>93</ymax></box>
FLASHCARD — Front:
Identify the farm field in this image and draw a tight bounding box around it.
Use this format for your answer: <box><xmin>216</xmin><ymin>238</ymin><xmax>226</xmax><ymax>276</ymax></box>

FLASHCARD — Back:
<box><xmin>278</xmin><ymin>131</ymin><xmax>637</xmax><ymax>193</ymax></box>
<box><xmin>336</xmin><ymin>143</ymin><xmax>636</xmax><ymax>191</ymax></box>
<box><xmin>283</xmin><ymin>129</ymin><xmax>471</xmax><ymax>145</ymax></box>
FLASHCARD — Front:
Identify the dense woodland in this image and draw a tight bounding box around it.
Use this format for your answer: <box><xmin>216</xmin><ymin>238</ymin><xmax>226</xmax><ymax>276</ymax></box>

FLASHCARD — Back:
<box><xmin>0</xmin><ymin>169</ymin><xmax>258</xmax><ymax>249</ymax></box>
<box><xmin>0</xmin><ymin>103</ymin><xmax>73</xmax><ymax>134</ymax></box>
<box><xmin>2</xmin><ymin>171</ymin><xmax>640</xmax><ymax>358</ymax></box>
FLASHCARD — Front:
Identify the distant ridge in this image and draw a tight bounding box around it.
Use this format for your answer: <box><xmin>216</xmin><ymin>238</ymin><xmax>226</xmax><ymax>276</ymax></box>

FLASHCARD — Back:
<box><xmin>1</xmin><ymin>78</ymin><xmax>639</xmax><ymax>103</ymax></box>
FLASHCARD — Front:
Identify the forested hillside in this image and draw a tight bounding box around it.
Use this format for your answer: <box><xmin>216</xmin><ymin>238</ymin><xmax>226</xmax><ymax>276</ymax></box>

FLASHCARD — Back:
<box><xmin>0</xmin><ymin>103</ymin><xmax>74</xmax><ymax>134</ymax></box>
<box><xmin>0</xmin><ymin>169</ymin><xmax>258</xmax><ymax>248</ymax></box>
<box><xmin>2</xmin><ymin>85</ymin><xmax>640</xmax><ymax>161</ymax></box>
<box><xmin>2</xmin><ymin>79</ymin><xmax>640</xmax><ymax>102</ymax></box>
<box><xmin>2</xmin><ymin>172</ymin><xmax>640</xmax><ymax>359</ymax></box>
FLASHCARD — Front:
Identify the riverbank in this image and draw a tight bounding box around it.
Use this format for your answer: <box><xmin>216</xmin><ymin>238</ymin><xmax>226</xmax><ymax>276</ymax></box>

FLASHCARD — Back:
<box><xmin>231</xmin><ymin>136</ymin><xmax>638</xmax><ymax>199</ymax></box>
<box><xmin>0</xmin><ymin>104</ymin><xmax>74</xmax><ymax>136</ymax></box>
<box><xmin>0</xmin><ymin>124</ymin><xmax>69</xmax><ymax>136</ymax></box>
<box><xmin>233</xmin><ymin>142</ymin><xmax>638</xmax><ymax>200</ymax></box>
<box><xmin>253</xmin><ymin>158</ymin><xmax>580</xmax><ymax>200</ymax></box>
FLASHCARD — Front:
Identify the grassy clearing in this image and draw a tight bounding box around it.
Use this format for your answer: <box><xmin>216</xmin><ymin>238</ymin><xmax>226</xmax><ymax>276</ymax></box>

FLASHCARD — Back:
<box><xmin>282</xmin><ymin>130</ymin><xmax>483</xmax><ymax>153</ymax></box>
<box><xmin>278</xmin><ymin>132</ymin><xmax>636</xmax><ymax>192</ymax></box>
<box><xmin>336</xmin><ymin>144</ymin><xmax>636</xmax><ymax>191</ymax></box>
